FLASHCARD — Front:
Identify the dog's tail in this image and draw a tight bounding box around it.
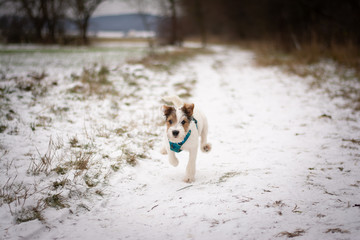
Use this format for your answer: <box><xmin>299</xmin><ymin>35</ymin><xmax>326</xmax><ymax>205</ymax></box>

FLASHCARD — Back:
<box><xmin>162</xmin><ymin>95</ymin><xmax>184</xmax><ymax>108</ymax></box>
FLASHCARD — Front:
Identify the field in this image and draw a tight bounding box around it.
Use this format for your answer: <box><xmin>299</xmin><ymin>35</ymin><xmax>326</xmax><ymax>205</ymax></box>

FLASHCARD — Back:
<box><xmin>1</xmin><ymin>42</ymin><xmax>360</xmax><ymax>239</ymax></box>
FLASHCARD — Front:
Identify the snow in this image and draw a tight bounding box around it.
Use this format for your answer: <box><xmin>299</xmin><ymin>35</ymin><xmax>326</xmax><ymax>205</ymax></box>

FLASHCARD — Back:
<box><xmin>1</xmin><ymin>43</ymin><xmax>360</xmax><ymax>239</ymax></box>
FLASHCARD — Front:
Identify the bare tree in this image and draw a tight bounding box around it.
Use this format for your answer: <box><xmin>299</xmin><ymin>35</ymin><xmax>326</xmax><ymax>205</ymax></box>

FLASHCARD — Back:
<box><xmin>193</xmin><ymin>0</ymin><xmax>206</xmax><ymax>47</ymax></box>
<box><xmin>69</xmin><ymin>0</ymin><xmax>104</xmax><ymax>44</ymax></box>
<box><xmin>4</xmin><ymin>0</ymin><xmax>68</xmax><ymax>43</ymax></box>
<box><xmin>45</xmin><ymin>0</ymin><xmax>68</xmax><ymax>42</ymax></box>
<box><xmin>168</xmin><ymin>0</ymin><xmax>179</xmax><ymax>45</ymax></box>
<box><xmin>158</xmin><ymin>0</ymin><xmax>181</xmax><ymax>46</ymax></box>
<box><xmin>18</xmin><ymin>0</ymin><xmax>47</xmax><ymax>41</ymax></box>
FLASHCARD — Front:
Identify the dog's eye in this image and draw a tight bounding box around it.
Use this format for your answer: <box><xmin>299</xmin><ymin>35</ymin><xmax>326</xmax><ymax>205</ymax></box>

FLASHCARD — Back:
<box><xmin>181</xmin><ymin>120</ymin><xmax>186</xmax><ymax>125</ymax></box>
<box><xmin>168</xmin><ymin>120</ymin><xmax>173</xmax><ymax>124</ymax></box>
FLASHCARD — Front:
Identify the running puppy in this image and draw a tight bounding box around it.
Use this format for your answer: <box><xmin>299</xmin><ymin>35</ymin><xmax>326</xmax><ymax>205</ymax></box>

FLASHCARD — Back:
<box><xmin>161</xmin><ymin>96</ymin><xmax>211</xmax><ymax>182</ymax></box>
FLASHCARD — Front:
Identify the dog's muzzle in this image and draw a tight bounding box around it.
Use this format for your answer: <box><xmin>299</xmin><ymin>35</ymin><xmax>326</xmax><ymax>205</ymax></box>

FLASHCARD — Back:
<box><xmin>168</xmin><ymin>117</ymin><xmax>198</xmax><ymax>153</ymax></box>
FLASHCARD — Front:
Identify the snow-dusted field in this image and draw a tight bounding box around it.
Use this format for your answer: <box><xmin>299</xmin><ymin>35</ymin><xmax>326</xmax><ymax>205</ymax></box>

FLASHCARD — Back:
<box><xmin>1</xmin><ymin>43</ymin><xmax>360</xmax><ymax>239</ymax></box>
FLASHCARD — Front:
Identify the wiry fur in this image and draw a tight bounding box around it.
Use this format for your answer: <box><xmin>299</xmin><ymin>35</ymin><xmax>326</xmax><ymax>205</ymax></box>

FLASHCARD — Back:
<box><xmin>161</xmin><ymin>95</ymin><xmax>212</xmax><ymax>182</ymax></box>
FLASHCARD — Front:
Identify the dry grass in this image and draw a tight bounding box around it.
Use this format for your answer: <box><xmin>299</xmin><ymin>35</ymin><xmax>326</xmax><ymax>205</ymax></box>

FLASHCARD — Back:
<box><xmin>239</xmin><ymin>40</ymin><xmax>360</xmax><ymax>86</ymax></box>
<box><xmin>218</xmin><ymin>171</ymin><xmax>247</xmax><ymax>183</ymax></box>
<box><xmin>240</xmin><ymin>40</ymin><xmax>360</xmax><ymax>111</ymax></box>
<box><xmin>276</xmin><ymin>229</ymin><xmax>306</xmax><ymax>238</ymax></box>
<box><xmin>44</xmin><ymin>193</ymin><xmax>68</xmax><ymax>209</ymax></box>
<box><xmin>15</xmin><ymin>204</ymin><xmax>45</xmax><ymax>224</ymax></box>
<box><xmin>69</xmin><ymin>64</ymin><xmax>117</xmax><ymax>98</ymax></box>
<box><xmin>90</xmin><ymin>37</ymin><xmax>150</xmax><ymax>44</ymax></box>
<box><xmin>325</xmin><ymin>228</ymin><xmax>350</xmax><ymax>234</ymax></box>
<box><xmin>240</xmin><ymin>40</ymin><xmax>360</xmax><ymax>74</ymax></box>
<box><xmin>10</xmin><ymin>71</ymin><xmax>51</xmax><ymax>99</ymax></box>
<box><xmin>28</xmin><ymin>138</ymin><xmax>57</xmax><ymax>176</ymax></box>
<box><xmin>128</xmin><ymin>47</ymin><xmax>212</xmax><ymax>72</ymax></box>
<box><xmin>0</xmin><ymin>177</ymin><xmax>29</xmax><ymax>206</ymax></box>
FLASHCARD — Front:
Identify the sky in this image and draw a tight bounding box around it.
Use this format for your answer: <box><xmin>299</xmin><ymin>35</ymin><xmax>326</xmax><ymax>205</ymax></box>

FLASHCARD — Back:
<box><xmin>93</xmin><ymin>0</ymin><xmax>162</xmax><ymax>17</ymax></box>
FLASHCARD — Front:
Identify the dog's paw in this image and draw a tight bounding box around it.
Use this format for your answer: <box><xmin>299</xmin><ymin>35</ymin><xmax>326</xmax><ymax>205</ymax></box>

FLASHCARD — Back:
<box><xmin>183</xmin><ymin>176</ymin><xmax>195</xmax><ymax>183</ymax></box>
<box><xmin>169</xmin><ymin>157</ymin><xmax>179</xmax><ymax>167</ymax></box>
<box><xmin>201</xmin><ymin>143</ymin><xmax>212</xmax><ymax>153</ymax></box>
<box><xmin>160</xmin><ymin>147</ymin><xmax>167</xmax><ymax>155</ymax></box>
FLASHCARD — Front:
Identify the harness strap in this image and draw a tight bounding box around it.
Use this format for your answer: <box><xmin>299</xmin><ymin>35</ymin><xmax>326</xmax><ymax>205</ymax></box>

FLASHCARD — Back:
<box><xmin>169</xmin><ymin>117</ymin><xmax>198</xmax><ymax>153</ymax></box>
<box><xmin>192</xmin><ymin>117</ymin><xmax>198</xmax><ymax>130</ymax></box>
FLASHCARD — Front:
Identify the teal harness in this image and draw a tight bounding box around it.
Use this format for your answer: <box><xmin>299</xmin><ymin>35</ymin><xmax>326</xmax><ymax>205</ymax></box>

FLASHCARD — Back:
<box><xmin>169</xmin><ymin>117</ymin><xmax>198</xmax><ymax>153</ymax></box>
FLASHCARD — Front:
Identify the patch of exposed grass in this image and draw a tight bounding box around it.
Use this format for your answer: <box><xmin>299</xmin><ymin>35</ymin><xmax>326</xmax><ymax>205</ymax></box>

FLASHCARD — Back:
<box><xmin>342</xmin><ymin>138</ymin><xmax>360</xmax><ymax>145</ymax></box>
<box><xmin>69</xmin><ymin>136</ymin><xmax>80</xmax><ymax>148</ymax></box>
<box><xmin>325</xmin><ymin>228</ymin><xmax>350</xmax><ymax>234</ymax></box>
<box><xmin>69</xmin><ymin>64</ymin><xmax>117</xmax><ymax>98</ymax></box>
<box><xmin>83</xmin><ymin>173</ymin><xmax>99</xmax><ymax>187</ymax></box>
<box><xmin>27</xmin><ymin>71</ymin><xmax>48</xmax><ymax>81</ymax></box>
<box><xmin>128</xmin><ymin>47</ymin><xmax>212</xmax><ymax>72</ymax></box>
<box><xmin>0</xmin><ymin>177</ymin><xmax>30</xmax><ymax>206</ymax></box>
<box><xmin>0</xmin><ymin>125</ymin><xmax>7</xmax><ymax>133</ymax></box>
<box><xmin>95</xmin><ymin>190</ymin><xmax>104</xmax><ymax>197</ymax></box>
<box><xmin>123</xmin><ymin>150</ymin><xmax>138</xmax><ymax>167</ymax></box>
<box><xmin>110</xmin><ymin>163</ymin><xmax>121</xmax><ymax>172</ymax></box>
<box><xmin>173</xmin><ymin>79</ymin><xmax>197</xmax><ymax>99</ymax></box>
<box><xmin>53</xmin><ymin>166</ymin><xmax>68</xmax><ymax>175</ymax></box>
<box><xmin>114</xmin><ymin>127</ymin><xmax>128</xmax><ymax>136</ymax></box>
<box><xmin>35</xmin><ymin>115</ymin><xmax>52</xmax><ymax>128</ymax></box>
<box><xmin>73</xmin><ymin>151</ymin><xmax>93</xmax><ymax>170</ymax></box>
<box><xmin>27</xmin><ymin>138</ymin><xmax>57</xmax><ymax>176</ymax></box>
<box><xmin>50</xmin><ymin>105</ymin><xmax>70</xmax><ymax>117</ymax></box>
<box><xmin>52</xmin><ymin>179</ymin><xmax>67</xmax><ymax>190</ymax></box>
<box><xmin>15</xmin><ymin>206</ymin><xmax>44</xmax><ymax>224</ymax></box>
<box><xmin>276</xmin><ymin>229</ymin><xmax>306</xmax><ymax>238</ymax></box>
<box><xmin>243</xmin><ymin>40</ymin><xmax>359</xmax><ymax>75</ymax></box>
<box><xmin>0</xmin><ymin>45</ymin><xmax>146</xmax><ymax>55</ymax></box>
<box><xmin>45</xmin><ymin>194</ymin><xmax>68</xmax><ymax>209</ymax></box>
<box><xmin>242</xmin><ymin>40</ymin><xmax>360</xmax><ymax>111</ymax></box>
<box><xmin>218</xmin><ymin>171</ymin><xmax>247</xmax><ymax>183</ymax></box>
<box><xmin>12</xmin><ymin>71</ymin><xmax>49</xmax><ymax>98</ymax></box>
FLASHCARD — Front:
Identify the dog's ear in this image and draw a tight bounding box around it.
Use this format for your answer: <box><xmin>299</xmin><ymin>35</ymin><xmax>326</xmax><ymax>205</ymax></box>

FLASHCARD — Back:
<box><xmin>182</xmin><ymin>103</ymin><xmax>194</xmax><ymax>119</ymax></box>
<box><xmin>162</xmin><ymin>105</ymin><xmax>175</xmax><ymax>117</ymax></box>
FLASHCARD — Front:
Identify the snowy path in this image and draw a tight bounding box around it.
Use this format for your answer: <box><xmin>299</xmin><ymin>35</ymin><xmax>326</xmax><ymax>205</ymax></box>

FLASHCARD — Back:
<box><xmin>21</xmin><ymin>47</ymin><xmax>360</xmax><ymax>239</ymax></box>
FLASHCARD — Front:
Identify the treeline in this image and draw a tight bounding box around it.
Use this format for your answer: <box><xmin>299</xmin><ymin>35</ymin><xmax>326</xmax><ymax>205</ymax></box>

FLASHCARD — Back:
<box><xmin>0</xmin><ymin>0</ymin><xmax>104</xmax><ymax>44</ymax></box>
<box><xmin>179</xmin><ymin>0</ymin><xmax>360</xmax><ymax>50</ymax></box>
<box><xmin>1</xmin><ymin>0</ymin><xmax>360</xmax><ymax>51</ymax></box>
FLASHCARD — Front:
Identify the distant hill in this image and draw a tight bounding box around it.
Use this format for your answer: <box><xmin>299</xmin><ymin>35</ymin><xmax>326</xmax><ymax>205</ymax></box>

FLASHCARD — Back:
<box><xmin>88</xmin><ymin>13</ymin><xmax>161</xmax><ymax>32</ymax></box>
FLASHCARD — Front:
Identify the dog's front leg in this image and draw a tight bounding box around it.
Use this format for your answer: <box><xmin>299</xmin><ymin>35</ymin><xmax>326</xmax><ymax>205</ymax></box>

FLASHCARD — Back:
<box><xmin>168</xmin><ymin>150</ymin><xmax>179</xmax><ymax>167</ymax></box>
<box><xmin>184</xmin><ymin>148</ymin><xmax>198</xmax><ymax>183</ymax></box>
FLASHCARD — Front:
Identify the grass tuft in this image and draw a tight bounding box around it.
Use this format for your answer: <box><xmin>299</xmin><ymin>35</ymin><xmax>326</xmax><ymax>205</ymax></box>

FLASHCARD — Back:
<box><xmin>73</xmin><ymin>151</ymin><xmax>93</xmax><ymax>170</ymax></box>
<box><xmin>28</xmin><ymin>138</ymin><xmax>57</xmax><ymax>176</ymax></box>
<box><xmin>325</xmin><ymin>228</ymin><xmax>350</xmax><ymax>234</ymax></box>
<box><xmin>15</xmin><ymin>206</ymin><xmax>44</xmax><ymax>224</ymax></box>
<box><xmin>53</xmin><ymin>166</ymin><xmax>68</xmax><ymax>175</ymax></box>
<box><xmin>218</xmin><ymin>171</ymin><xmax>247</xmax><ymax>183</ymax></box>
<box><xmin>69</xmin><ymin>136</ymin><xmax>80</xmax><ymax>148</ymax></box>
<box><xmin>0</xmin><ymin>125</ymin><xmax>7</xmax><ymax>133</ymax></box>
<box><xmin>276</xmin><ymin>229</ymin><xmax>306</xmax><ymax>238</ymax></box>
<box><xmin>69</xmin><ymin>64</ymin><xmax>117</xmax><ymax>97</ymax></box>
<box><xmin>45</xmin><ymin>194</ymin><xmax>68</xmax><ymax>209</ymax></box>
<box><xmin>52</xmin><ymin>179</ymin><xmax>67</xmax><ymax>190</ymax></box>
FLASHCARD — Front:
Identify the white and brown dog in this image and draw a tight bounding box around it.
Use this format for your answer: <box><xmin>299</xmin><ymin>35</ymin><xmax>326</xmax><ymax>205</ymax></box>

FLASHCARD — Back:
<box><xmin>161</xmin><ymin>96</ymin><xmax>211</xmax><ymax>182</ymax></box>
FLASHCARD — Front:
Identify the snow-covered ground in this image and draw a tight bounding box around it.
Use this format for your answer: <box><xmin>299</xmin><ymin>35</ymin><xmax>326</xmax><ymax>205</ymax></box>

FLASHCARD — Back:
<box><xmin>1</xmin><ymin>43</ymin><xmax>360</xmax><ymax>239</ymax></box>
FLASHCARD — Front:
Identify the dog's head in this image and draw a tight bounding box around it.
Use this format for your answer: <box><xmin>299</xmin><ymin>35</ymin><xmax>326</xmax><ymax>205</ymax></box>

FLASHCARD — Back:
<box><xmin>162</xmin><ymin>103</ymin><xmax>194</xmax><ymax>142</ymax></box>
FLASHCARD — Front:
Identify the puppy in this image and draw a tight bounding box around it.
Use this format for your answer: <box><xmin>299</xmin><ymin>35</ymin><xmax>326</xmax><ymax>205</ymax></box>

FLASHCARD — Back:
<box><xmin>161</xmin><ymin>96</ymin><xmax>211</xmax><ymax>182</ymax></box>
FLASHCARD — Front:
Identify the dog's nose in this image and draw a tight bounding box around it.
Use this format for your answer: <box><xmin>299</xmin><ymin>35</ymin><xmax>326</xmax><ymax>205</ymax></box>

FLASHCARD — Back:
<box><xmin>172</xmin><ymin>130</ymin><xmax>179</xmax><ymax>137</ymax></box>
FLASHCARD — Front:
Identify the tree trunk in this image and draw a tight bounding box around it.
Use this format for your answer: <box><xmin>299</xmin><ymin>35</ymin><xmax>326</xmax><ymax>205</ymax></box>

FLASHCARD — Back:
<box><xmin>169</xmin><ymin>0</ymin><xmax>178</xmax><ymax>45</ymax></box>
<box><xmin>194</xmin><ymin>0</ymin><xmax>206</xmax><ymax>47</ymax></box>
<box><xmin>20</xmin><ymin>0</ymin><xmax>45</xmax><ymax>42</ymax></box>
<box><xmin>81</xmin><ymin>17</ymin><xmax>89</xmax><ymax>44</ymax></box>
